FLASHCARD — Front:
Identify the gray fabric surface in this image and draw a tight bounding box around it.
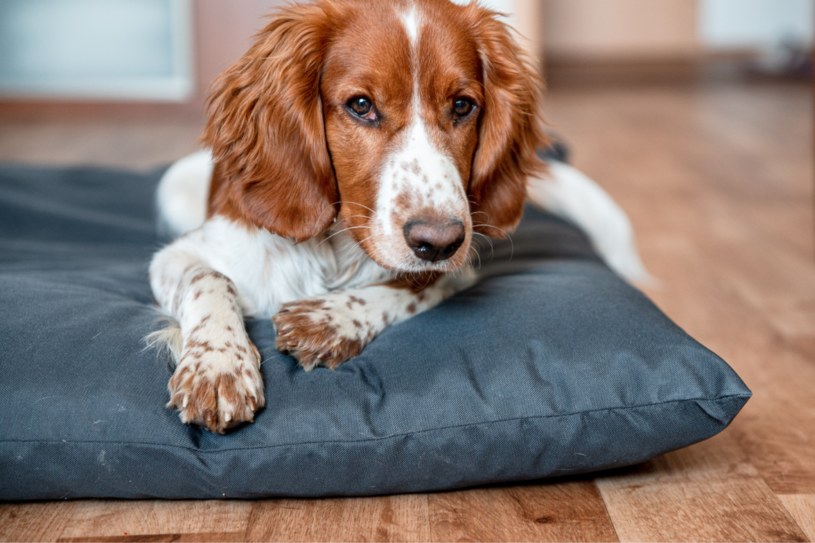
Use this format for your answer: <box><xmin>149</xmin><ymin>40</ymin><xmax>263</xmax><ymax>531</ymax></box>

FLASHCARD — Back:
<box><xmin>0</xmin><ymin>164</ymin><xmax>750</xmax><ymax>500</ymax></box>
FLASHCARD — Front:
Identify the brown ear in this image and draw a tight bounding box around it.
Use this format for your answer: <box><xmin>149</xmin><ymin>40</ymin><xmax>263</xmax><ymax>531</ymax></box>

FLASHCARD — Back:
<box><xmin>468</xmin><ymin>8</ymin><xmax>547</xmax><ymax>238</ymax></box>
<box><xmin>202</xmin><ymin>4</ymin><xmax>337</xmax><ymax>242</ymax></box>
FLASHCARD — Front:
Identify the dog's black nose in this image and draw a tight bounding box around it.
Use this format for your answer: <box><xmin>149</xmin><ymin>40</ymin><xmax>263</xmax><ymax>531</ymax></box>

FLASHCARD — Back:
<box><xmin>403</xmin><ymin>218</ymin><xmax>465</xmax><ymax>262</ymax></box>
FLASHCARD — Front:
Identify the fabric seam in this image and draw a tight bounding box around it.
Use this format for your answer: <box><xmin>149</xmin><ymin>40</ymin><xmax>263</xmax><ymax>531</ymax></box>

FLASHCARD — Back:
<box><xmin>0</xmin><ymin>394</ymin><xmax>750</xmax><ymax>454</ymax></box>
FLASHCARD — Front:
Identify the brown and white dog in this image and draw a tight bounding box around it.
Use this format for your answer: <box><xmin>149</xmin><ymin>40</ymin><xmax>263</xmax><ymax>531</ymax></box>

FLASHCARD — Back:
<box><xmin>149</xmin><ymin>0</ymin><xmax>647</xmax><ymax>433</ymax></box>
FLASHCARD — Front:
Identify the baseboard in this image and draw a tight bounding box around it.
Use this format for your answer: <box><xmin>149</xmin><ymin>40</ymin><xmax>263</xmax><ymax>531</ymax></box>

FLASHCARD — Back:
<box><xmin>542</xmin><ymin>49</ymin><xmax>766</xmax><ymax>87</ymax></box>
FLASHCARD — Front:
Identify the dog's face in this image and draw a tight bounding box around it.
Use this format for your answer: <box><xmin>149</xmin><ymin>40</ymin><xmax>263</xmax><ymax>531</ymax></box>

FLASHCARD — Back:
<box><xmin>204</xmin><ymin>0</ymin><xmax>544</xmax><ymax>273</ymax></box>
<box><xmin>321</xmin><ymin>3</ymin><xmax>482</xmax><ymax>271</ymax></box>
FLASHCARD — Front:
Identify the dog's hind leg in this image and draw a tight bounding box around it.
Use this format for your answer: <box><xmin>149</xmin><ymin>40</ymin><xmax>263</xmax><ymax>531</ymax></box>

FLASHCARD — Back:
<box><xmin>528</xmin><ymin>160</ymin><xmax>652</xmax><ymax>285</ymax></box>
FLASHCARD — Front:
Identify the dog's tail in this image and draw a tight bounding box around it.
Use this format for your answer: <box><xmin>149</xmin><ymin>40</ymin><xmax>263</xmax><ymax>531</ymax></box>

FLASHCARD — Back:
<box><xmin>157</xmin><ymin>150</ymin><xmax>214</xmax><ymax>238</ymax></box>
<box><xmin>528</xmin><ymin>160</ymin><xmax>652</xmax><ymax>285</ymax></box>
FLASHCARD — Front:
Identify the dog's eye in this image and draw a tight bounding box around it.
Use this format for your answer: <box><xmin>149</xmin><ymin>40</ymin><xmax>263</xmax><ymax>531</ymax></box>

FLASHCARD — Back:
<box><xmin>346</xmin><ymin>96</ymin><xmax>378</xmax><ymax>123</ymax></box>
<box><xmin>452</xmin><ymin>97</ymin><xmax>476</xmax><ymax>122</ymax></box>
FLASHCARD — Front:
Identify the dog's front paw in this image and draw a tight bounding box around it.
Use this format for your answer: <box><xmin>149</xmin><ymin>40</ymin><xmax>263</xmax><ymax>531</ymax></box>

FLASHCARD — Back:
<box><xmin>167</xmin><ymin>342</ymin><xmax>265</xmax><ymax>434</ymax></box>
<box><xmin>273</xmin><ymin>297</ymin><xmax>373</xmax><ymax>371</ymax></box>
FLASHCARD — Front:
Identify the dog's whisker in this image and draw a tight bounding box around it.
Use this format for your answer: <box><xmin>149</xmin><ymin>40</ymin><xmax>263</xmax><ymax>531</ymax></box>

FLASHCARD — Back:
<box><xmin>318</xmin><ymin>225</ymin><xmax>370</xmax><ymax>246</ymax></box>
<box><xmin>472</xmin><ymin>224</ymin><xmax>514</xmax><ymax>260</ymax></box>
<box><xmin>468</xmin><ymin>244</ymin><xmax>482</xmax><ymax>271</ymax></box>
<box><xmin>472</xmin><ymin>231</ymin><xmax>495</xmax><ymax>261</ymax></box>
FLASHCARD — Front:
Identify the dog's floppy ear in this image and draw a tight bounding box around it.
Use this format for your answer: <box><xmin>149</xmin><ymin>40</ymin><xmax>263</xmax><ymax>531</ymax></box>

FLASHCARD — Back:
<box><xmin>203</xmin><ymin>4</ymin><xmax>337</xmax><ymax>242</ymax></box>
<box><xmin>467</xmin><ymin>7</ymin><xmax>547</xmax><ymax>238</ymax></box>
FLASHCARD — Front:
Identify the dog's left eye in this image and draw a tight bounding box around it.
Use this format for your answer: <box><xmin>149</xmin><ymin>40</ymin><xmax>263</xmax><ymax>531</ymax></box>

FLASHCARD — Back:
<box><xmin>346</xmin><ymin>96</ymin><xmax>379</xmax><ymax>124</ymax></box>
<box><xmin>452</xmin><ymin>97</ymin><xmax>476</xmax><ymax>122</ymax></box>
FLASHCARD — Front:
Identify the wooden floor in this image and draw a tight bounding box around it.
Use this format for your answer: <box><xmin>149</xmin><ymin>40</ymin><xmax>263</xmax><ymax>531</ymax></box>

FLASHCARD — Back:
<box><xmin>1</xmin><ymin>81</ymin><xmax>813</xmax><ymax>542</ymax></box>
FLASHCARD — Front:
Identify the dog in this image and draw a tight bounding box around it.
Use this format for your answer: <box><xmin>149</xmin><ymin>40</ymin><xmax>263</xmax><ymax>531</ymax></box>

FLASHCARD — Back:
<box><xmin>149</xmin><ymin>0</ymin><xmax>647</xmax><ymax>433</ymax></box>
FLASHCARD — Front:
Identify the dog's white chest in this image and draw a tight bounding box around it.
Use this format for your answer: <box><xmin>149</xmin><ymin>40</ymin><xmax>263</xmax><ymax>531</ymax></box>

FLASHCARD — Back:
<box><xmin>187</xmin><ymin>217</ymin><xmax>391</xmax><ymax>318</ymax></box>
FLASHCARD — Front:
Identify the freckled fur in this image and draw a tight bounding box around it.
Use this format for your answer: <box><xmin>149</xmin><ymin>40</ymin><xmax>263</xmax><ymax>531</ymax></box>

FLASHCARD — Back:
<box><xmin>148</xmin><ymin>0</ymin><xmax>553</xmax><ymax>434</ymax></box>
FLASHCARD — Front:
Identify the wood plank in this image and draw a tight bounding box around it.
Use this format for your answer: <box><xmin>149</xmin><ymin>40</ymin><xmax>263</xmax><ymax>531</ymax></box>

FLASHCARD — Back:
<box><xmin>0</xmin><ymin>502</ymin><xmax>76</xmax><ymax>543</ymax></box>
<box><xmin>428</xmin><ymin>482</ymin><xmax>618</xmax><ymax>542</ymax></box>
<box><xmin>727</xmin><ymin>345</ymin><xmax>815</xmax><ymax>495</ymax></box>
<box><xmin>780</xmin><ymin>495</ymin><xmax>815</xmax><ymax>542</ymax></box>
<box><xmin>245</xmin><ymin>495</ymin><xmax>430</xmax><ymax>542</ymax></box>
<box><xmin>0</xmin><ymin>116</ymin><xmax>201</xmax><ymax>170</ymax></box>
<box><xmin>597</xmin><ymin>436</ymin><xmax>808</xmax><ymax>542</ymax></box>
<box><xmin>601</xmin><ymin>477</ymin><xmax>808</xmax><ymax>542</ymax></box>
<box><xmin>56</xmin><ymin>501</ymin><xmax>251</xmax><ymax>542</ymax></box>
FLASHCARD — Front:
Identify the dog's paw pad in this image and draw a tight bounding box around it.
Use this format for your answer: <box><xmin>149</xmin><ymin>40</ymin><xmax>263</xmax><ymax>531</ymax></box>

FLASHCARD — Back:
<box><xmin>167</xmin><ymin>346</ymin><xmax>264</xmax><ymax>434</ymax></box>
<box><xmin>273</xmin><ymin>298</ymin><xmax>371</xmax><ymax>370</ymax></box>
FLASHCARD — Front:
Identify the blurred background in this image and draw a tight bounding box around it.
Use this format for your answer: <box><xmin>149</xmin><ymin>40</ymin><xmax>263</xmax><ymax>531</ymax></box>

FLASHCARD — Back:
<box><xmin>0</xmin><ymin>0</ymin><xmax>811</xmax><ymax>110</ymax></box>
<box><xmin>0</xmin><ymin>0</ymin><xmax>811</xmax><ymax>166</ymax></box>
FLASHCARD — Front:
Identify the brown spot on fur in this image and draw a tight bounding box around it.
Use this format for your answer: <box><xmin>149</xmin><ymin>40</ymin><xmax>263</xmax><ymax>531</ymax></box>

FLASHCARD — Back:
<box><xmin>187</xmin><ymin>339</ymin><xmax>214</xmax><ymax>352</ymax></box>
<box><xmin>168</xmin><ymin>363</ymin><xmax>262</xmax><ymax>433</ymax></box>
<box><xmin>401</xmin><ymin>160</ymin><xmax>421</xmax><ymax>176</ymax></box>
<box><xmin>216</xmin><ymin>373</ymin><xmax>239</xmax><ymax>407</ymax></box>
<box><xmin>272</xmin><ymin>303</ymin><xmax>367</xmax><ymax>370</ymax></box>
<box><xmin>189</xmin><ymin>271</ymin><xmax>211</xmax><ymax>285</ymax></box>
<box><xmin>394</xmin><ymin>192</ymin><xmax>412</xmax><ymax>216</ymax></box>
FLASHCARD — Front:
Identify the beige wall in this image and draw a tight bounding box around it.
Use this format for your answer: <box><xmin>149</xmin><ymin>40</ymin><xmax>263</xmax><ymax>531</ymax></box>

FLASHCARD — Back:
<box><xmin>542</xmin><ymin>0</ymin><xmax>700</xmax><ymax>60</ymax></box>
<box><xmin>513</xmin><ymin>0</ymin><xmax>544</xmax><ymax>66</ymax></box>
<box><xmin>195</xmin><ymin>0</ymin><xmax>286</xmax><ymax>102</ymax></box>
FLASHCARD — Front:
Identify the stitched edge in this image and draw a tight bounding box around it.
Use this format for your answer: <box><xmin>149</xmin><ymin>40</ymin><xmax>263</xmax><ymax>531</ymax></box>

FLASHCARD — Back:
<box><xmin>0</xmin><ymin>394</ymin><xmax>751</xmax><ymax>454</ymax></box>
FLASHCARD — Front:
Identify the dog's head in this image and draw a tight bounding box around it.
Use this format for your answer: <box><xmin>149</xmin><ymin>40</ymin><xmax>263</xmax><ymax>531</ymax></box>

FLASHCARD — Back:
<box><xmin>204</xmin><ymin>0</ymin><xmax>545</xmax><ymax>273</ymax></box>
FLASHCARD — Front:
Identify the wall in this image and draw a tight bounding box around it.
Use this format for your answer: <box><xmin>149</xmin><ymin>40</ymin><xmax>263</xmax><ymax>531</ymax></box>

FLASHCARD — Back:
<box><xmin>541</xmin><ymin>0</ymin><xmax>699</xmax><ymax>61</ymax></box>
<box><xmin>445</xmin><ymin>0</ymin><xmax>543</xmax><ymax>64</ymax></box>
<box><xmin>194</xmin><ymin>0</ymin><xmax>285</xmax><ymax>101</ymax></box>
<box><xmin>541</xmin><ymin>0</ymin><xmax>814</xmax><ymax>61</ymax></box>
<box><xmin>0</xmin><ymin>0</ymin><xmax>193</xmax><ymax>101</ymax></box>
<box><xmin>700</xmin><ymin>0</ymin><xmax>814</xmax><ymax>49</ymax></box>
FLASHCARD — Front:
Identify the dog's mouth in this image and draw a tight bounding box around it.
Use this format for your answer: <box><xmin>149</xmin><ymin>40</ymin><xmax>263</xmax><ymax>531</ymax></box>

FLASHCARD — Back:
<box><xmin>338</xmin><ymin>216</ymin><xmax>472</xmax><ymax>274</ymax></box>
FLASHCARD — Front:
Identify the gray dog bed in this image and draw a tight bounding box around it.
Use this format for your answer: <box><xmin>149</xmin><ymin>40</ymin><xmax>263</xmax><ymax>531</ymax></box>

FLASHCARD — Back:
<box><xmin>0</xmin><ymin>163</ymin><xmax>750</xmax><ymax>500</ymax></box>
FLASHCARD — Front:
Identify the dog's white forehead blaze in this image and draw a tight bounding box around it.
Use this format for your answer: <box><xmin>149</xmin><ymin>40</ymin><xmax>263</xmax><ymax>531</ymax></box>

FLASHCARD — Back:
<box><xmin>374</xmin><ymin>2</ymin><xmax>469</xmax><ymax>249</ymax></box>
<box><xmin>400</xmin><ymin>5</ymin><xmax>420</xmax><ymax>46</ymax></box>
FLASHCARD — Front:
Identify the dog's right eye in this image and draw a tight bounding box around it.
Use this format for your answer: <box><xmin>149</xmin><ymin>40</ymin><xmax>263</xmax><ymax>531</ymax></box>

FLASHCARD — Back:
<box><xmin>346</xmin><ymin>96</ymin><xmax>379</xmax><ymax>124</ymax></box>
<box><xmin>349</xmin><ymin>97</ymin><xmax>372</xmax><ymax>115</ymax></box>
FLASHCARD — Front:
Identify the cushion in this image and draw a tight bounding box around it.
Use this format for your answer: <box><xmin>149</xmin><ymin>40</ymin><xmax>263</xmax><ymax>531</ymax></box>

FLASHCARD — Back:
<box><xmin>0</xmin><ymin>163</ymin><xmax>750</xmax><ymax>500</ymax></box>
